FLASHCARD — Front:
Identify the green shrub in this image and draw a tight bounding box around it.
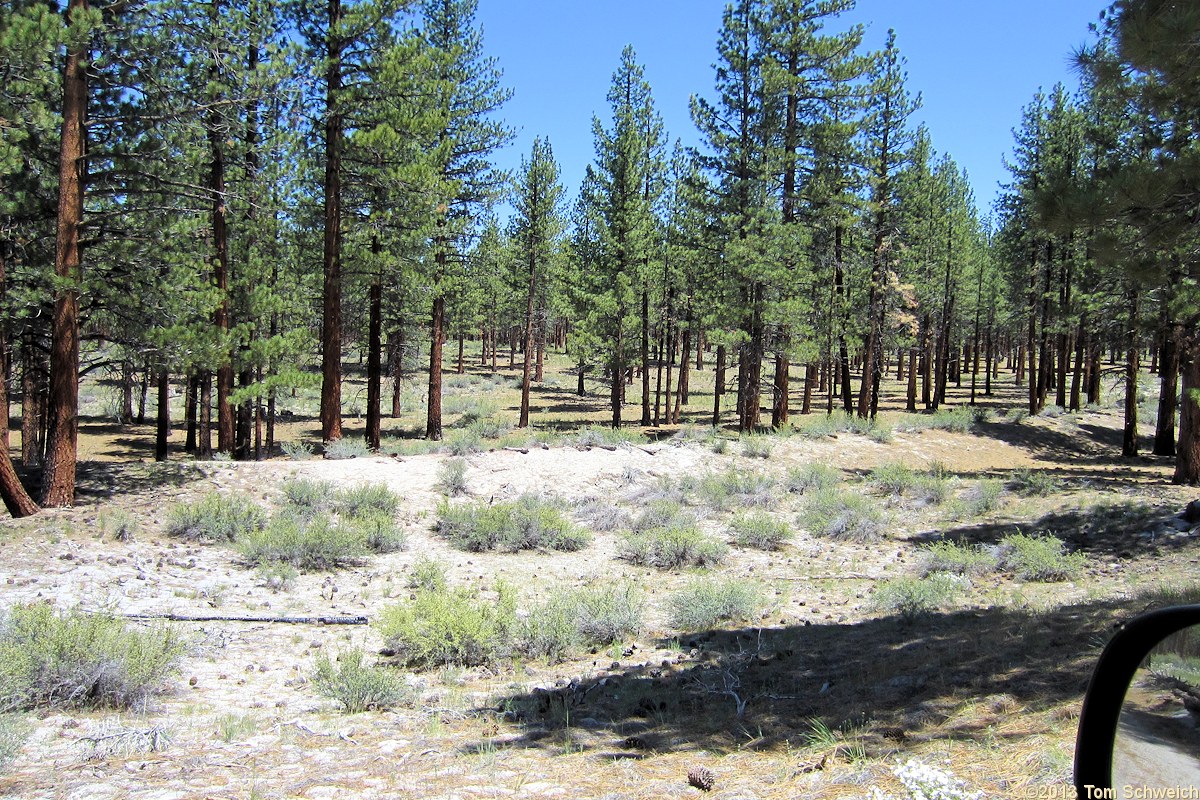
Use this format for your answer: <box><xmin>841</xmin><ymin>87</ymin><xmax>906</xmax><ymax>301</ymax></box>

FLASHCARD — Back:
<box><xmin>785</xmin><ymin>463</ymin><xmax>842</xmax><ymax>494</ymax></box>
<box><xmin>236</xmin><ymin>514</ymin><xmax>367</xmax><ymax>570</ymax></box>
<box><xmin>630</xmin><ymin>499</ymin><xmax>693</xmax><ymax>532</ymax></box>
<box><xmin>281</xmin><ymin>477</ymin><xmax>337</xmax><ymax>515</ymax></box>
<box><xmin>467</xmin><ymin>417</ymin><xmax>512</xmax><ymax>440</ymax></box>
<box><xmin>0</xmin><ymin>604</ymin><xmax>183</xmax><ymax>712</ymax></box>
<box><xmin>352</xmin><ymin>512</ymin><xmax>407</xmax><ymax>554</ymax></box>
<box><xmin>0</xmin><ymin>713</ymin><xmax>28</xmax><ymax>772</ymax></box>
<box><xmin>436</xmin><ymin>458</ymin><xmax>469</xmax><ymax>496</ymax></box>
<box><xmin>324</xmin><ymin>437</ymin><xmax>371</xmax><ymax>459</ymax></box>
<box><xmin>258</xmin><ymin>561</ymin><xmax>298</xmax><ymax>592</ymax></box>
<box><xmin>667</xmin><ymin>578</ymin><xmax>764</xmax><ymax>631</ymax></box>
<box><xmin>335</xmin><ymin>483</ymin><xmax>401</xmax><ymax>519</ymax></box>
<box><xmin>100</xmin><ymin>509</ymin><xmax>139</xmax><ymax>542</ymax></box>
<box><xmin>729</xmin><ymin>512</ymin><xmax>792</xmax><ymax>550</ymax></box>
<box><xmin>441</xmin><ymin>431</ymin><xmax>483</xmax><ymax>456</ymax></box>
<box><xmin>166</xmin><ymin>492</ymin><xmax>266</xmax><ymax>542</ymax></box>
<box><xmin>911</xmin><ymin>474</ymin><xmax>952</xmax><ymax>506</ymax></box>
<box><xmin>697</xmin><ymin>468</ymin><xmax>775</xmax><ymax>509</ymax></box>
<box><xmin>407</xmin><ymin>556</ymin><xmax>448</xmax><ymax>592</ymax></box>
<box><xmin>994</xmin><ymin>533</ymin><xmax>1087</xmax><ymax>582</ymax></box>
<box><xmin>919</xmin><ymin>541</ymin><xmax>997</xmax><ymax>577</ymax></box>
<box><xmin>516</xmin><ymin>601</ymin><xmax>581</xmax><ymax>662</ymax></box>
<box><xmin>800</xmin><ymin>488</ymin><xmax>887</xmax><ymax>541</ymax></box>
<box><xmin>952</xmin><ymin>479</ymin><xmax>1004</xmax><ymax>518</ymax></box>
<box><xmin>740</xmin><ymin>435</ymin><xmax>773</xmax><ymax>459</ymax></box>
<box><xmin>280</xmin><ymin>440</ymin><xmax>314</xmax><ymax>460</ymax></box>
<box><xmin>573</xmin><ymin>498</ymin><xmax>631</xmax><ymax>532</ymax></box>
<box><xmin>558</xmin><ymin>581</ymin><xmax>644</xmax><ymax>645</ymax></box>
<box><xmin>871</xmin><ymin>573</ymin><xmax>968</xmax><ymax>619</ymax></box>
<box><xmin>618</xmin><ymin>526</ymin><xmax>727</xmax><ymax>570</ymax></box>
<box><xmin>437</xmin><ymin>495</ymin><xmax>591</xmax><ymax>553</ymax></box>
<box><xmin>312</xmin><ymin>649</ymin><xmax>411</xmax><ymax>713</ymax></box>
<box><xmin>379</xmin><ymin>584</ymin><xmax>516</xmax><ymax>669</ymax></box>
<box><xmin>869</xmin><ymin>462</ymin><xmax>917</xmax><ymax>495</ymax></box>
<box><xmin>1008</xmin><ymin>468</ymin><xmax>1064</xmax><ymax>497</ymax></box>
<box><xmin>899</xmin><ymin>406</ymin><xmax>981</xmax><ymax>434</ymax></box>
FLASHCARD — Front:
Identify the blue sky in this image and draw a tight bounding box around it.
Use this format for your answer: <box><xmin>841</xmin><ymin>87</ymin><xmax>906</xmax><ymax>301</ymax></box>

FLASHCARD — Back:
<box><xmin>473</xmin><ymin>0</ymin><xmax>1104</xmax><ymax>221</ymax></box>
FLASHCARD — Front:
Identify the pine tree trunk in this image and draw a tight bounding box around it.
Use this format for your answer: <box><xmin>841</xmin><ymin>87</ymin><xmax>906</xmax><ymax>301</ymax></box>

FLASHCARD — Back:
<box><xmin>42</xmin><ymin>0</ymin><xmax>88</xmax><ymax>507</ymax></box>
<box><xmin>365</xmin><ymin>278</ymin><xmax>382</xmax><ymax>450</ymax></box>
<box><xmin>640</xmin><ymin>286</ymin><xmax>651</xmax><ymax>426</ymax></box>
<box><xmin>21</xmin><ymin>336</ymin><xmax>43</xmax><ymax>468</ymax></box>
<box><xmin>519</xmin><ymin>241</ymin><xmax>536</xmax><ymax>429</ymax></box>
<box><xmin>1154</xmin><ymin>322</ymin><xmax>1180</xmax><ymax>457</ymax></box>
<box><xmin>906</xmin><ymin>347</ymin><xmax>918</xmax><ymax>412</ymax></box>
<box><xmin>198</xmin><ymin>371</ymin><xmax>212</xmax><ymax>459</ymax></box>
<box><xmin>712</xmin><ymin>344</ymin><xmax>726</xmax><ymax>428</ymax></box>
<box><xmin>535</xmin><ymin>315</ymin><xmax>545</xmax><ymax>383</ymax></box>
<box><xmin>1174</xmin><ymin>329</ymin><xmax>1200</xmax><ymax>485</ymax></box>
<box><xmin>210</xmin><ymin>0</ymin><xmax>234</xmax><ymax>456</ymax></box>
<box><xmin>610</xmin><ymin>329</ymin><xmax>623</xmax><ymax>430</ymax></box>
<box><xmin>771</xmin><ymin>354</ymin><xmax>788</xmax><ymax>429</ymax></box>
<box><xmin>185</xmin><ymin>373</ymin><xmax>197</xmax><ymax>453</ymax></box>
<box><xmin>457</xmin><ymin>333</ymin><xmax>465</xmax><ymax>375</ymax></box>
<box><xmin>427</xmin><ymin>292</ymin><xmax>444</xmax><ymax>441</ymax></box>
<box><xmin>0</xmin><ymin>252</ymin><xmax>38</xmax><ymax>517</ymax></box>
<box><xmin>577</xmin><ymin>363</ymin><xmax>586</xmax><ymax>397</ymax></box>
<box><xmin>119</xmin><ymin>361</ymin><xmax>134</xmax><ymax>424</ymax></box>
<box><xmin>155</xmin><ymin>370</ymin><xmax>170</xmax><ymax>462</ymax></box>
<box><xmin>801</xmin><ymin>363</ymin><xmax>816</xmax><ymax>416</ymax></box>
<box><xmin>676</xmin><ymin>311</ymin><xmax>691</xmax><ymax>415</ymax></box>
<box><xmin>1123</xmin><ymin>289</ymin><xmax>1140</xmax><ymax>458</ymax></box>
<box><xmin>319</xmin><ymin>0</ymin><xmax>344</xmax><ymax>443</ymax></box>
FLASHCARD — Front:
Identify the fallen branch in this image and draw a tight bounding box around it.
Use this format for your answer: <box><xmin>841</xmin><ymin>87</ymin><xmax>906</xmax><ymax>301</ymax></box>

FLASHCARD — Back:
<box><xmin>503</xmin><ymin>446</ymin><xmax>530</xmax><ymax>454</ymax></box>
<box><xmin>109</xmin><ymin>612</ymin><xmax>369</xmax><ymax>625</ymax></box>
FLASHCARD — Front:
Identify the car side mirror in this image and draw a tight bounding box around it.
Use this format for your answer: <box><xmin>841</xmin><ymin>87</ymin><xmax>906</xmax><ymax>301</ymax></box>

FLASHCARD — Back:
<box><xmin>1075</xmin><ymin>605</ymin><xmax>1200</xmax><ymax>796</ymax></box>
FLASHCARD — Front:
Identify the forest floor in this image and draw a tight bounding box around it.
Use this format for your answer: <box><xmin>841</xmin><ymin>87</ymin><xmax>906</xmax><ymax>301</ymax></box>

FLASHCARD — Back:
<box><xmin>1</xmin><ymin>352</ymin><xmax>1198</xmax><ymax>800</ymax></box>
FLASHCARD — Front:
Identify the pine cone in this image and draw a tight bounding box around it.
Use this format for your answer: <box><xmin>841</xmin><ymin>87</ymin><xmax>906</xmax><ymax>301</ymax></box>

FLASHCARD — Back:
<box><xmin>688</xmin><ymin>765</ymin><xmax>716</xmax><ymax>791</ymax></box>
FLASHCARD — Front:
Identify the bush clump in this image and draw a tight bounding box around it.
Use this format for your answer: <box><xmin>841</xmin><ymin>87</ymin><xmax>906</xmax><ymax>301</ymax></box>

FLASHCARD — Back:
<box><xmin>871</xmin><ymin>573</ymin><xmax>968</xmax><ymax>619</ymax></box>
<box><xmin>729</xmin><ymin>512</ymin><xmax>792</xmax><ymax>550</ymax></box>
<box><xmin>350</xmin><ymin>512</ymin><xmax>407</xmax><ymax>554</ymax></box>
<box><xmin>312</xmin><ymin>649</ymin><xmax>411</xmax><ymax>713</ymax></box>
<box><xmin>869</xmin><ymin>462</ymin><xmax>918</xmax><ymax>496</ymax></box>
<box><xmin>697</xmin><ymin>469</ymin><xmax>775</xmax><ymax>509</ymax></box>
<box><xmin>1008</xmin><ymin>468</ymin><xmax>1064</xmax><ymax>497</ymax></box>
<box><xmin>436</xmin><ymin>458</ymin><xmax>469</xmax><ymax>496</ymax></box>
<box><xmin>167</xmin><ymin>492</ymin><xmax>266</xmax><ymax>542</ymax></box>
<box><xmin>951</xmin><ymin>479</ymin><xmax>1004</xmax><ymax>518</ymax></box>
<box><xmin>918</xmin><ymin>541</ymin><xmax>997</xmax><ymax>577</ymax></box>
<box><xmin>800</xmin><ymin>488</ymin><xmax>887</xmax><ymax>541</ymax></box>
<box><xmin>406</xmin><ymin>556</ymin><xmax>448</xmax><ymax>592</ymax></box>
<box><xmin>740</xmin><ymin>435</ymin><xmax>773</xmax><ymax>459</ymax></box>
<box><xmin>630</xmin><ymin>499</ymin><xmax>694</xmax><ymax>532</ymax></box>
<box><xmin>437</xmin><ymin>495</ymin><xmax>591</xmax><ymax>553</ymax></box>
<box><xmin>667</xmin><ymin>578</ymin><xmax>764</xmax><ymax>631</ymax></box>
<box><xmin>560</xmin><ymin>582</ymin><xmax>644</xmax><ymax>645</ymax></box>
<box><xmin>236</xmin><ymin>514</ymin><xmax>368</xmax><ymax>570</ymax></box>
<box><xmin>785</xmin><ymin>463</ymin><xmax>842</xmax><ymax>494</ymax></box>
<box><xmin>0</xmin><ymin>604</ymin><xmax>183</xmax><ymax>712</ymax></box>
<box><xmin>994</xmin><ymin>532</ymin><xmax>1087</xmax><ymax>581</ymax></box>
<box><xmin>618</xmin><ymin>526</ymin><xmax>727</xmax><ymax>570</ymax></box>
<box><xmin>335</xmin><ymin>483</ymin><xmax>401</xmax><ymax>519</ymax></box>
<box><xmin>281</xmin><ymin>478</ymin><xmax>337</xmax><ymax>516</ymax></box>
<box><xmin>0</xmin><ymin>713</ymin><xmax>29</xmax><ymax>772</ymax></box>
<box><xmin>379</xmin><ymin>584</ymin><xmax>516</xmax><ymax>669</ymax></box>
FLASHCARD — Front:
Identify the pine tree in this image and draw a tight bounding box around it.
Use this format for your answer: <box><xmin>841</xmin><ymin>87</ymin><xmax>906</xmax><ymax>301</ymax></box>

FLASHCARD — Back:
<box><xmin>511</xmin><ymin>137</ymin><xmax>565</xmax><ymax>428</ymax></box>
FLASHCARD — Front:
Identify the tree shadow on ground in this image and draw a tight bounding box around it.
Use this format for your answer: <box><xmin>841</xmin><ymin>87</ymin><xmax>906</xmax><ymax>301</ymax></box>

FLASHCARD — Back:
<box><xmin>70</xmin><ymin>460</ymin><xmax>208</xmax><ymax>502</ymax></box>
<box><xmin>973</xmin><ymin>419</ymin><xmax>1157</xmax><ymax>471</ymax></box>
<box><xmin>907</xmin><ymin>500</ymin><xmax>1183</xmax><ymax>560</ymax></box>
<box><xmin>472</xmin><ymin>593</ymin><xmax>1156</xmax><ymax>760</ymax></box>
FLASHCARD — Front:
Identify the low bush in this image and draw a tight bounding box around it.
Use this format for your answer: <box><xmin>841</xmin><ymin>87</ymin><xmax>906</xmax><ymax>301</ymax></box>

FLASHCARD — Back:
<box><xmin>236</xmin><ymin>514</ymin><xmax>367</xmax><ymax>570</ymax></box>
<box><xmin>667</xmin><ymin>578</ymin><xmax>764</xmax><ymax>631</ymax></box>
<box><xmin>951</xmin><ymin>479</ymin><xmax>1004</xmax><ymax>518</ymax></box>
<box><xmin>630</xmin><ymin>499</ymin><xmax>693</xmax><ymax>532</ymax></box>
<box><xmin>918</xmin><ymin>541</ymin><xmax>997</xmax><ymax>577</ymax></box>
<box><xmin>869</xmin><ymin>462</ymin><xmax>917</xmax><ymax>496</ymax></box>
<box><xmin>352</xmin><ymin>512</ymin><xmax>407</xmax><ymax>554</ymax></box>
<box><xmin>740</xmin><ymin>435</ymin><xmax>773</xmax><ymax>459</ymax></box>
<box><xmin>1008</xmin><ymin>468</ymin><xmax>1064</xmax><ymax>497</ymax></box>
<box><xmin>516</xmin><ymin>601</ymin><xmax>580</xmax><ymax>662</ymax></box>
<box><xmin>785</xmin><ymin>463</ymin><xmax>842</xmax><ymax>494</ymax></box>
<box><xmin>166</xmin><ymin>492</ymin><xmax>266</xmax><ymax>542</ymax></box>
<box><xmin>573</xmin><ymin>498</ymin><xmax>631</xmax><ymax>532</ymax></box>
<box><xmin>441</xmin><ymin>431</ymin><xmax>483</xmax><ymax>456</ymax></box>
<box><xmin>100</xmin><ymin>509</ymin><xmax>139</xmax><ymax>542</ymax></box>
<box><xmin>618</xmin><ymin>526</ymin><xmax>727</xmax><ymax>570</ymax></box>
<box><xmin>324</xmin><ymin>437</ymin><xmax>371</xmax><ymax>459</ymax></box>
<box><xmin>729</xmin><ymin>512</ymin><xmax>792</xmax><ymax>550</ymax></box>
<box><xmin>560</xmin><ymin>581</ymin><xmax>644</xmax><ymax>645</ymax></box>
<box><xmin>994</xmin><ymin>532</ymin><xmax>1086</xmax><ymax>581</ymax></box>
<box><xmin>436</xmin><ymin>458</ymin><xmax>469</xmax><ymax>496</ymax></box>
<box><xmin>379</xmin><ymin>584</ymin><xmax>516</xmax><ymax>669</ymax></box>
<box><xmin>0</xmin><ymin>713</ymin><xmax>28</xmax><ymax>772</ymax></box>
<box><xmin>281</xmin><ymin>477</ymin><xmax>337</xmax><ymax>515</ymax></box>
<box><xmin>312</xmin><ymin>649</ymin><xmax>411</xmax><ymax>713</ymax></box>
<box><xmin>0</xmin><ymin>604</ymin><xmax>183</xmax><ymax>712</ymax></box>
<box><xmin>438</xmin><ymin>495</ymin><xmax>591</xmax><ymax>553</ymax></box>
<box><xmin>335</xmin><ymin>483</ymin><xmax>401</xmax><ymax>519</ymax></box>
<box><xmin>871</xmin><ymin>573</ymin><xmax>968</xmax><ymax>619</ymax></box>
<box><xmin>280</xmin><ymin>440</ymin><xmax>314</xmax><ymax>460</ymax></box>
<box><xmin>898</xmin><ymin>406</ymin><xmax>983</xmax><ymax>434</ymax></box>
<box><xmin>697</xmin><ymin>468</ymin><xmax>775</xmax><ymax>509</ymax></box>
<box><xmin>800</xmin><ymin>488</ymin><xmax>887</xmax><ymax>541</ymax></box>
<box><xmin>407</xmin><ymin>556</ymin><xmax>449</xmax><ymax>592</ymax></box>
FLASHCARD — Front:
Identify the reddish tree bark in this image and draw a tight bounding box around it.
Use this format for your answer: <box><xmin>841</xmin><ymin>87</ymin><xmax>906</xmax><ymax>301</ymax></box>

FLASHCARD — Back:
<box><xmin>319</xmin><ymin>0</ymin><xmax>344</xmax><ymax>442</ymax></box>
<box><xmin>42</xmin><ymin>0</ymin><xmax>89</xmax><ymax>507</ymax></box>
<box><xmin>0</xmin><ymin>251</ymin><xmax>38</xmax><ymax>517</ymax></box>
<box><xmin>1174</xmin><ymin>330</ymin><xmax>1200</xmax><ymax>485</ymax></box>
